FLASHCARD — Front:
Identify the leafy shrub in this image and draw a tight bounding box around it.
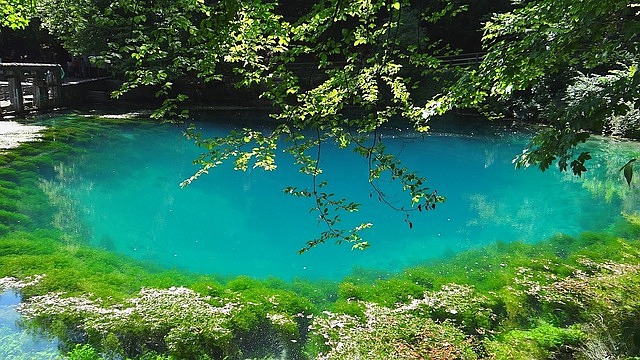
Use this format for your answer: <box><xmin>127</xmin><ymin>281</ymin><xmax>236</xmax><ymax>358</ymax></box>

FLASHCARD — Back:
<box><xmin>484</xmin><ymin>322</ymin><xmax>585</xmax><ymax>359</ymax></box>
<box><xmin>21</xmin><ymin>287</ymin><xmax>236</xmax><ymax>359</ymax></box>
<box><xmin>66</xmin><ymin>344</ymin><xmax>101</xmax><ymax>360</ymax></box>
<box><xmin>310</xmin><ymin>301</ymin><xmax>476</xmax><ymax>359</ymax></box>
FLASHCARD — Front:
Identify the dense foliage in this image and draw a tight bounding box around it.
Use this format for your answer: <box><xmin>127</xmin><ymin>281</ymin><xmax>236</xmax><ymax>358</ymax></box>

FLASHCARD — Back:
<box><xmin>434</xmin><ymin>0</ymin><xmax>640</xmax><ymax>176</ymax></box>
<box><xmin>0</xmin><ymin>0</ymin><xmax>33</xmax><ymax>29</ymax></box>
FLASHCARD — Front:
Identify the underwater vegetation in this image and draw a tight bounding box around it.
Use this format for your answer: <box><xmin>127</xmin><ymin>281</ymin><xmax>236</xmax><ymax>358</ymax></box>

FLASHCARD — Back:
<box><xmin>5</xmin><ymin>218</ymin><xmax>640</xmax><ymax>359</ymax></box>
<box><xmin>2</xmin><ymin>114</ymin><xmax>640</xmax><ymax>358</ymax></box>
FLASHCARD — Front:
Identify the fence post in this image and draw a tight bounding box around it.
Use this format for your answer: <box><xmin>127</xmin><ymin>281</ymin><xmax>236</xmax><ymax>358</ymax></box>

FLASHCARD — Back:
<box><xmin>7</xmin><ymin>69</ymin><xmax>24</xmax><ymax>113</ymax></box>
<box><xmin>33</xmin><ymin>70</ymin><xmax>49</xmax><ymax>109</ymax></box>
<box><xmin>48</xmin><ymin>67</ymin><xmax>63</xmax><ymax>107</ymax></box>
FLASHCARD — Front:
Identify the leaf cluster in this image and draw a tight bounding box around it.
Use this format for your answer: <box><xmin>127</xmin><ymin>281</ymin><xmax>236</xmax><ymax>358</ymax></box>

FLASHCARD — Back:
<box><xmin>435</xmin><ymin>0</ymin><xmax>640</xmax><ymax>177</ymax></box>
<box><xmin>0</xmin><ymin>0</ymin><xmax>33</xmax><ymax>30</ymax></box>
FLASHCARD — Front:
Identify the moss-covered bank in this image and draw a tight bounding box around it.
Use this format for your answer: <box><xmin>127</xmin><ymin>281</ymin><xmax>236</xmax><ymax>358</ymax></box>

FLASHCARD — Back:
<box><xmin>1</xmin><ymin>114</ymin><xmax>640</xmax><ymax>359</ymax></box>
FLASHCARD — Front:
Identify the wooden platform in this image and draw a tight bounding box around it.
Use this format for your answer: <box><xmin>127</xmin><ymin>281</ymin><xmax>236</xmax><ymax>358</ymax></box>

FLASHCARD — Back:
<box><xmin>0</xmin><ymin>63</ymin><xmax>63</xmax><ymax>117</ymax></box>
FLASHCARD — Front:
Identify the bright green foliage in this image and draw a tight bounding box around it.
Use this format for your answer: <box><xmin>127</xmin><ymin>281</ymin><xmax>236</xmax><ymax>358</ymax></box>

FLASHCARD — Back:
<box><xmin>434</xmin><ymin>0</ymin><xmax>640</xmax><ymax>177</ymax></box>
<box><xmin>66</xmin><ymin>343</ymin><xmax>173</xmax><ymax>359</ymax></box>
<box><xmin>0</xmin><ymin>0</ymin><xmax>33</xmax><ymax>29</ymax></box>
<box><xmin>484</xmin><ymin>323</ymin><xmax>585</xmax><ymax>360</ymax></box>
<box><xmin>66</xmin><ymin>344</ymin><xmax>101</xmax><ymax>360</ymax></box>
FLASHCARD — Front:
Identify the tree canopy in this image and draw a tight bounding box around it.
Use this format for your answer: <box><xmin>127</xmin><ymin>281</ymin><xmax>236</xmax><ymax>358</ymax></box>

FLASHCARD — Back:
<box><xmin>433</xmin><ymin>0</ymin><xmax>640</xmax><ymax>175</ymax></box>
<box><xmin>1</xmin><ymin>0</ymin><xmax>34</xmax><ymax>29</ymax></box>
<box><xmin>5</xmin><ymin>0</ymin><xmax>640</xmax><ymax>250</ymax></box>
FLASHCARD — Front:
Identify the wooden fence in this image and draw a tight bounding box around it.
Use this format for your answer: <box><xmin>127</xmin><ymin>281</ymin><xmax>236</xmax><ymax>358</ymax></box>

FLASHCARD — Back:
<box><xmin>0</xmin><ymin>63</ymin><xmax>63</xmax><ymax>116</ymax></box>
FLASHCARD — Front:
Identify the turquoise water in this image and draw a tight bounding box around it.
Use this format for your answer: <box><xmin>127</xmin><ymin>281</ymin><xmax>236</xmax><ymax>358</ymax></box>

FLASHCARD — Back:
<box><xmin>0</xmin><ymin>291</ymin><xmax>59</xmax><ymax>359</ymax></box>
<box><xmin>54</xmin><ymin>113</ymin><xmax>637</xmax><ymax>280</ymax></box>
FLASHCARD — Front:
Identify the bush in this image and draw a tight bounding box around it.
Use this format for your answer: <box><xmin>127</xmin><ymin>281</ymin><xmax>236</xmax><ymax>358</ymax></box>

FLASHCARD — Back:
<box><xmin>484</xmin><ymin>323</ymin><xmax>585</xmax><ymax>360</ymax></box>
<box><xmin>310</xmin><ymin>301</ymin><xmax>476</xmax><ymax>359</ymax></box>
<box><xmin>66</xmin><ymin>344</ymin><xmax>101</xmax><ymax>360</ymax></box>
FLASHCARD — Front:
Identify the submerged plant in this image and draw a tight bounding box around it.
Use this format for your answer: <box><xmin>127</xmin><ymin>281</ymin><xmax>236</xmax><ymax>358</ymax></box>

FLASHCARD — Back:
<box><xmin>1</xmin><ymin>224</ymin><xmax>640</xmax><ymax>359</ymax></box>
<box><xmin>483</xmin><ymin>322</ymin><xmax>586</xmax><ymax>360</ymax></box>
<box><xmin>20</xmin><ymin>287</ymin><xmax>238</xmax><ymax>358</ymax></box>
<box><xmin>310</xmin><ymin>301</ymin><xmax>476</xmax><ymax>359</ymax></box>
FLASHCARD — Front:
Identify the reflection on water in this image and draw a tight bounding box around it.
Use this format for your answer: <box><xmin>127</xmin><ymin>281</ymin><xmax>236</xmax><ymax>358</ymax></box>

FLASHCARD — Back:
<box><xmin>47</xmin><ymin>113</ymin><xmax>640</xmax><ymax>280</ymax></box>
<box><xmin>0</xmin><ymin>291</ymin><xmax>59</xmax><ymax>359</ymax></box>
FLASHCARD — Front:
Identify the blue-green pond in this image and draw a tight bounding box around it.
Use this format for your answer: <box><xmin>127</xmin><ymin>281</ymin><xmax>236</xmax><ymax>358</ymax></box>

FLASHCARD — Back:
<box><xmin>43</xmin><ymin>112</ymin><xmax>640</xmax><ymax>280</ymax></box>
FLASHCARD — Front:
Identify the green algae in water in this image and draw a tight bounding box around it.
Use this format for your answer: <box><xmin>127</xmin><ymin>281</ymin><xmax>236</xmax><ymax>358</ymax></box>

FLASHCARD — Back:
<box><xmin>44</xmin><ymin>112</ymin><xmax>640</xmax><ymax>280</ymax></box>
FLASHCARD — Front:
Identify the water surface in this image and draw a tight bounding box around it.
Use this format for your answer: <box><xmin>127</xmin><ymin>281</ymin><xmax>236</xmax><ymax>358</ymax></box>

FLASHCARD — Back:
<box><xmin>52</xmin><ymin>113</ymin><xmax>639</xmax><ymax>280</ymax></box>
<box><xmin>0</xmin><ymin>291</ymin><xmax>59</xmax><ymax>359</ymax></box>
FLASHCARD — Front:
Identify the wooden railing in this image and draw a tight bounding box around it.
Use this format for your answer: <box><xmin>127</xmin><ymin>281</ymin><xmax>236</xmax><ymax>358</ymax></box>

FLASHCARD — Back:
<box><xmin>0</xmin><ymin>63</ymin><xmax>63</xmax><ymax>115</ymax></box>
<box><xmin>283</xmin><ymin>52</ymin><xmax>486</xmax><ymax>74</ymax></box>
<box><xmin>436</xmin><ymin>52</ymin><xmax>486</xmax><ymax>67</ymax></box>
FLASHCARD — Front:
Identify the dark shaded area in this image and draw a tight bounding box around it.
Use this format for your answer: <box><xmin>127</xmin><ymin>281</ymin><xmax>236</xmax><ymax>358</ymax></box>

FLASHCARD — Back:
<box><xmin>0</xmin><ymin>19</ymin><xmax>69</xmax><ymax>66</ymax></box>
<box><xmin>1</xmin><ymin>1</ymin><xmax>511</xmax><ymax>66</ymax></box>
<box><xmin>425</xmin><ymin>0</ymin><xmax>513</xmax><ymax>52</ymax></box>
